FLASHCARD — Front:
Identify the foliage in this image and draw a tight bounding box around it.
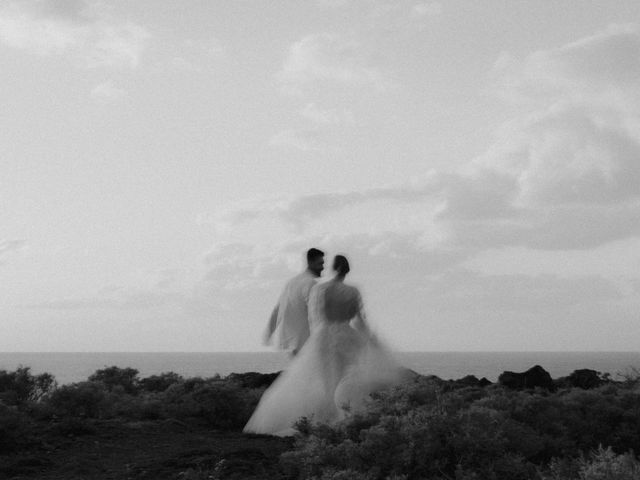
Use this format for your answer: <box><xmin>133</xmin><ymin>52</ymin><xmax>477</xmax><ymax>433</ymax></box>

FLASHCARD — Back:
<box><xmin>0</xmin><ymin>366</ymin><xmax>56</xmax><ymax>406</ymax></box>
<box><xmin>139</xmin><ymin>372</ymin><xmax>184</xmax><ymax>392</ymax></box>
<box><xmin>280</xmin><ymin>375</ymin><xmax>640</xmax><ymax>480</ymax></box>
<box><xmin>0</xmin><ymin>402</ymin><xmax>35</xmax><ymax>453</ymax></box>
<box><xmin>616</xmin><ymin>367</ymin><xmax>640</xmax><ymax>389</ymax></box>
<box><xmin>48</xmin><ymin>380</ymin><xmax>110</xmax><ymax>418</ymax></box>
<box><xmin>2</xmin><ymin>364</ymin><xmax>640</xmax><ymax>480</ymax></box>
<box><xmin>161</xmin><ymin>377</ymin><xmax>263</xmax><ymax>429</ymax></box>
<box><xmin>88</xmin><ymin>366</ymin><xmax>141</xmax><ymax>394</ymax></box>
<box><xmin>542</xmin><ymin>445</ymin><xmax>640</xmax><ymax>480</ymax></box>
<box><xmin>577</xmin><ymin>445</ymin><xmax>640</xmax><ymax>480</ymax></box>
<box><xmin>10</xmin><ymin>367</ymin><xmax>265</xmax><ymax>430</ymax></box>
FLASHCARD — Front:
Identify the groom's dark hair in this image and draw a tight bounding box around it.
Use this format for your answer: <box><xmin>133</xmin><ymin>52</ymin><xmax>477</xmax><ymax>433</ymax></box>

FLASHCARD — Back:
<box><xmin>307</xmin><ymin>248</ymin><xmax>324</xmax><ymax>263</ymax></box>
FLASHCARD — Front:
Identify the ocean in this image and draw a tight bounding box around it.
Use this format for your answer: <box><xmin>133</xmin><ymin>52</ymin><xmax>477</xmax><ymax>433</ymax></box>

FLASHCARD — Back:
<box><xmin>1</xmin><ymin>351</ymin><xmax>639</xmax><ymax>385</ymax></box>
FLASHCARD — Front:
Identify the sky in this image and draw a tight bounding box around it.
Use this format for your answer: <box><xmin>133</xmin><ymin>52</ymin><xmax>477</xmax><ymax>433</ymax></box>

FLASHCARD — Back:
<box><xmin>2</xmin><ymin>0</ymin><xmax>640</xmax><ymax>352</ymax></box>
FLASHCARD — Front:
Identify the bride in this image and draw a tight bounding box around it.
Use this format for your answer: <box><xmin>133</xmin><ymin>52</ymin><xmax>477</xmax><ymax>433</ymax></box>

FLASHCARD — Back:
<box><xmin>243</xmin><ymin>254</ymin><xmax>405</xmax><ymax>437</ymax></box>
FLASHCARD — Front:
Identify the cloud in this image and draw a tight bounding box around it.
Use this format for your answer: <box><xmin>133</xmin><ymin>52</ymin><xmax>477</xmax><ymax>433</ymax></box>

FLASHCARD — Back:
<box><xmin>411</xmin><ymin>2</ymin><xmax>443</xmax><ymax>18</ymax></box>
<box><xmin>277</xmin><ymin>33</ymin><xmax>392</xmax><ymax>94</ymax></box>
<box><xmin>24</xmin><ymin>24</ymin><xmax>640</xmax><ymax>350</ymax></box>
<box><xmin>492</xmin><ymin>23</ymin><xmax>640</xmax><ymax>110</ymax></box>
<box><xmin>316</xmin><ymin>0</ymin><xmax>443</xmax><ymax>28</ymax></box>
<box><xmin>268</xmin><ymin>128</ymin><xmax>324</xmax><ymax>152</ymax></box>
<box><xmin>90</xmin><ymin>80</ymin><xmax>126</xmax><ymax>102</ymax></box>
<box><xmin>421</xmin><ymin>269</ymin><xmax>624</xmax><ymax>314</ymax></box>
<box><xmin>232</xmin><ymin>24</ymin><xmax>640</xmax><ymax>255</ymax></box>
<box><xmin>200</xmin><ymin>232</ymin><xmax>470</xmax><ymax>295</ymax></box>
<box><xmin>198</xmin><ymin>174</ymin><xmax>442</xmax><ymax>234</ymax></box>
<box><xmin>445</xmin><ymin>23</ymin><xmax>640</xmax><ymax>250</ymax></box>
<box><xmin>0</xmin><ymin>239</ymin><xmax>26</xmax><ymax>264</ymax></box>
<box><xmin>299</xmin><ymin>103</ymin><xmax>355</xmax><ymax>126</ymax></box>
<box><xmin>272</xmin><ymin>3</ymin><xmax>437</xmax><ymax>151</ymax></box>
<box><xmin>408</xmin><ymin>268</ymin><xmax>639</xmax><ymax>351</ymax></box>
<box><xmin>368</xmin><ymin>0</ymin><xmax>442</xmax><ymax>31</ymax></box>
<box><xmin>27</xmin><ymin>291</ymin><xmax>182</xmax><ymax>311</ymax></box>
<box><xmin>168</xmin><ymin>37</ymin><xmax>226</xmax><ymax>72</ymax></box>
<box><xmin>192</xmin><ymin>233</ymin><xmax>638</xmax><ymax>350</ymax></box>
<box><xmin>269</xmin><ymin>103</ymin><xmax>356</xmax><ymax>152</ymax></box>
<box><xmin>21</xmin><ymin>266</ymin><xmax>228</xmax><ymax>318</ymax></box>
<box><xmin>0</xmin><ymin>0</ymin><xmax>150</xmax><ymax>68</ymax></box>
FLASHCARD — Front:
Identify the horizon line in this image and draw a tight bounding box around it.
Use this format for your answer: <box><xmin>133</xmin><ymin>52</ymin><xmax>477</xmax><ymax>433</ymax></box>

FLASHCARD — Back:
<box><xmin>2</xmin><ymin>350</ymin><xmax>639</xmax><ymax>354</ymax></box>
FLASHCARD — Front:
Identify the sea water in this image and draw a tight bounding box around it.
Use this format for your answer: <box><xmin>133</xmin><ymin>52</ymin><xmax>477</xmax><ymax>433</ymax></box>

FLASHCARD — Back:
<box><xmin>0</xmin><ymin>351</ymin><xmax>638</xmax><ymax>385</ymax></box>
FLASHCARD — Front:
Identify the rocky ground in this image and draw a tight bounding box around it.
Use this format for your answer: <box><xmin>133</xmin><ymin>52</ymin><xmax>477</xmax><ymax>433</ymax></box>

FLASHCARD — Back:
<box><xmin>2</xmin><ymin>418</ymin><xmax>291</xmax><ymax>480</ymax></box>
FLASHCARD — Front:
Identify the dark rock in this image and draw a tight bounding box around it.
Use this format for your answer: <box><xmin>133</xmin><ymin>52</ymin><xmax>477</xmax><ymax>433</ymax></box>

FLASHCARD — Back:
<box><xmin>457</xmin><ymin>374</ymin><xmax>481</xmax><ymax>386</ymax></box>
<box><xmin>555</xmin><ymin>369</ymin><xmax>603</xmax><ymax>390</ymax></box>
<box><xmin>450</xmin><ymin>375</ymin><xmax>492</xmax><ymax>388</ymax></box>
<box><xmin>226</xmin><ymin>372</ymin><xmax>280</xmax><ymax>389</ymax></box>
<box><xmin>498</xmin><ymin>365</ymin><xmax>556</xmax><ymax>391</ymax></box>
<box><xmin>478</xmin><ymin>377</ymin><xmax>492</xmax><ymax>387</ymax></box>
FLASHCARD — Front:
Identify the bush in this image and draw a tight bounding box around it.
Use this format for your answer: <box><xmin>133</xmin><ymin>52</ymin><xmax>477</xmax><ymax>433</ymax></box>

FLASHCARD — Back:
<box><xmin>139</xmin><ymin>372</ymin><xmax>183</xmax><ymax>392</ymax></box>
<box><xmin>88</xmin><ymin>366</ymin><xmax>140</xmax><ymax>394</ymax></box>
<box><xmin>36</xmin><ymin>370</ymin><xmax>266</xmax><ymax>428</ymax></box>
<box><xmin>579</xmin><ymin>445</ymin><xmax>640</xmax><ymax>480</ymax></box>
<box><xmin>616</xmin><ymin>367</ymin><xmax>640</xmax><ymax>388</ymax></box>
<box><xmin>48</xmin><ymin>381</ymin><xmax>110</xmax><ymax>418</ymax></box>
<box><xmin>280</xmin><ymin>376</ymin><xmax>640</xmax><ymax>480</ymax></box>
<box><xmin>162</xmin><ymin>378</ymin><xmax>262</xmax><ymax>429</ymax></box>
<box><xmin>0</xmin><ymin>366</ymin><xmax>56</xmax><ymax>407</ymax></box>
<box><xmin>541</xmin><ymin>446</ymin><xmax>640</xmax><ymax>480</ymax></box>
<box><xmin>46</xmin><ymin>416</ymin><xmax>97</xmax><ymax>437</ymax></box>
<box><xmin>0</xmin><ymin>403</ymin><xmax>35</xmax><ymax>453</ymax></box>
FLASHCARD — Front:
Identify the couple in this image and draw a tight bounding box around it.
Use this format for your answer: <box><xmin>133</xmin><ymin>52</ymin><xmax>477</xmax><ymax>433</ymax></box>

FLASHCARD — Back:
<box><xmin>243</xmin><ymin>248</ymin><xmax>405</xmax><ymax>437</ymax></box>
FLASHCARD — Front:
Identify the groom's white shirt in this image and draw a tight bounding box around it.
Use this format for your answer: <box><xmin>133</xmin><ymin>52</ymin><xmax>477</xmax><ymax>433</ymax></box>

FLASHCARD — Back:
<box><xmin>267</xmin><ymin>269</ymin><xmax>318</xmax><ymax>352</ymax></box>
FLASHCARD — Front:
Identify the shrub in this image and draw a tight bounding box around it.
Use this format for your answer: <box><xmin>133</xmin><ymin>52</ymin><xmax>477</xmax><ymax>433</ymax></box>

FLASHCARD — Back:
<box><xmin>88</xmin><ymin>366</ymin><xmax>140</xmax><ymax>394</ymax></box>
<box><xmin>0</xmin><ymin>366</ymin><xmax>56</xmax><ymax>407</ymax></box>
<box><xmin>105</xmin><ymin>391</ymin><xmax>164</xmax><ymax>420</ymax></box>
<box><xmin>139</xmin><ymin>372</ymin><xmax>183</xmax><ymax>392</ymax></box>
<box><xmin>579</xmin><ymin>445</ymin><xmax>640</xmax><ymax>480</ymax></box>
<box><xmin>0</xmin><ymin>403</ymin><xmax>35</xmax><ymax>453</ymax></box>
<box><xmin>162</xmin><ymin>378</ymin><xmax>262</xmax><ymax>429</ymax></box>
<box><xmin>616</xmin><ymin>367</ymin><xmax>640</xmax><ymax>388</ymax></box>
<box><xmin>48</xmin><ymin>381</ymin><xmax>109</xmax><ymax>418</ymax></box>
<box><xmin>541</xmin><ymin>446</ymin><xmax>640</xmax><ymax>480</ymax></box>
<box><xmin>24</xmin><ymin>399</ymin><xmax>57</xmax><ymax>421</ymax></box>
<box><xmin>46</xmin><ymin>416</ymin><xmax>97</xmax><ymax>436</ymax></box>
<box><xmin>280</xmin><ymin>377</ymin><xmax>640</xmax><ymax>480</ymax></box>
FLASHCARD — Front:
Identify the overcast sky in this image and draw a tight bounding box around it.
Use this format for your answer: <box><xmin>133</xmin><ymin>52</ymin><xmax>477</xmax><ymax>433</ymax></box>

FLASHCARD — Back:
<box><xmin>2</xmin><ymin>0</ymin><xmax>640</xmax><ymax>352</ymax></box>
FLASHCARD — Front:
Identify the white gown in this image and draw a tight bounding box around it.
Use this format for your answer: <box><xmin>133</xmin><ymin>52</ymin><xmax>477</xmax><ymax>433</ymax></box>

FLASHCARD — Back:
<box><xmin>243</xmin><ymin>279</ymin><xmax>404</xmax><ymax>436</ymax></box>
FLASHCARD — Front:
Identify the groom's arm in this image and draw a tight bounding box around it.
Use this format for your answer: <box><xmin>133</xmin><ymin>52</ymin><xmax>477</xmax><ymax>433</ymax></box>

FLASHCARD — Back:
<box><xmin>263</xmin><ymin>305</ymin><xmax>279</xmax><ymax>345</ymax></box>
<box><xmin>303</xmin><ymin>281</ymin><xmax>317</xmax><ymax>327</ymax></box>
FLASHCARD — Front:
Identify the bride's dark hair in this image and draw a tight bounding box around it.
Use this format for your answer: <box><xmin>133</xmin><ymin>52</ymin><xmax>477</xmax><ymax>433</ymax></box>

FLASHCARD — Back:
<box><xmin>333</xmin><ymin>255</ymin><xmax>350</xmax><ymax>276</ymax></box>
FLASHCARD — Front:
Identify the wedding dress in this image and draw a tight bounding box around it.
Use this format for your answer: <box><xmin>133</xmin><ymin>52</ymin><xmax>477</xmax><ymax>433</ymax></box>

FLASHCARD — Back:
<box><xmin>243</xmin><ymin>279</ymin><xmax>404</xmax><ymax>436</ymax></box>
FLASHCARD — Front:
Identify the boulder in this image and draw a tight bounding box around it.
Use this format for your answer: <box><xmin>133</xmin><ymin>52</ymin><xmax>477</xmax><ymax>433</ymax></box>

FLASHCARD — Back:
<box><xmin>478</xmin><ymin>377</ymin><xmax>492</xmax><ymax>387</ymax></box>
<box><xmin>455</xmin><ymin>375</ymin><xmax>492</xmax><ymax>388</ymax></box>
<box><xmin>498</xmin><ymin>365</ymin><xmax>556</xmax><ymax>391</ymax></box>
<box><xmin>555</xmin><ymin>369</ymin><xmax>603</xmax><ymax>389</ymax></box>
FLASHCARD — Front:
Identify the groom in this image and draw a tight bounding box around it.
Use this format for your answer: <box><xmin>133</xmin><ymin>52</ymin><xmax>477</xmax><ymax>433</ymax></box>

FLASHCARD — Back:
<box><xmin>264</xmin><ymin>248</ymin><xmax>324</xmax><ymax>356</ymax></box>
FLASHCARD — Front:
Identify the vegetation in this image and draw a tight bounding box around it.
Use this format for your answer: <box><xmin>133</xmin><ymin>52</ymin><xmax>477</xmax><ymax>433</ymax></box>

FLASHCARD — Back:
<box><xmin>0</xmin><ymin>365</ymin><xmax>264</xmax><ymax>433</ymax></box>
<box><xmin>280</xmin><ymin>372</ymin><xmax>640</xmax><ymax>480</ymax></box>
<box><xmin>0</xmin><ymin>365</ymin><xmax>638</xmax><ymax>479</ymax></box>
